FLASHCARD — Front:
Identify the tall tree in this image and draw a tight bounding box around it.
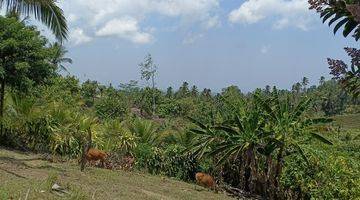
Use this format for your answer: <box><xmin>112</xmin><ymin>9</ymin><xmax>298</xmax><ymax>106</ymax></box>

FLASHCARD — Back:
<box><xmin>191</xmin><ymin>85</ymin><xmax>199</xmax><ymax>97</ymax></box>
<box><xmin>319</xmin><ymin>76</ymin><xmax>326</xmax><ymax>85</ymax></box>
<box><xmin>292</xmin><ymin>82</ymin><xmax>302</xmax><ymax>94</ymax></box>
<box><xmin>302</xmin><ymin>77</ymin><xmax>309</xmax><ymax>92</ymax></box>
<box><xmin>201</xmin><ymin>88</ymin><xmax>212</xmax><ymax>99</ymax></box>
<box><xmin>177</xmin><ymin>82</ymin><xmax>190</xmax><ymax>98</ymax></box>
<box><xmin>81</xmin><ymin>80</ymin><xmax>99</xmax><ymax>107</ymax></box>
<box><xmin>49</xmin><ymin>42</ymin><xmax>72</xmax><ymax>72</ymax></box>
<box><xmin>166</xmin><ymin>86</ymin><xmax>173</xmax><ymax>98</ymax></box>
<box><xmin>0</xmin><ymin>0</ymin><xmax>68</xmax><ymax>41</ymax></box>
<box><xmin>139</xmin><ymin>54</ymin><xmax>157</xmax><ymax>115</ymax></box>
<box><xmin>265</xmin><ymin>85</ymin><xmax>271</xmax><ymax>95</ymax></box>
<box><xmin>0</xmin><ymin>16</ymin><xmax>55</xmax><ymax>135</ymax></box>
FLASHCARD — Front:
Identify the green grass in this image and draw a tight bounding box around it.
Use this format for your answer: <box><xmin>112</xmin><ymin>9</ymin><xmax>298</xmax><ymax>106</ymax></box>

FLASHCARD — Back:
<box><xmin>0</xmin><ymin>148</ymin><xmax>234</xmax><ymax>200</ymax></box>
<box><xmin>332</xmin><ymin>113</ymin><xmax>360</xmax><ymax>130</ymax></box>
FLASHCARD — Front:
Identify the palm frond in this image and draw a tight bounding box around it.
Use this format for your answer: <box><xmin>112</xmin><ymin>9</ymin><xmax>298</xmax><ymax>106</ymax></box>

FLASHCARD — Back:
<box><xmin>310</xmin><ymin>132</ymin><xmax>333</xmax><ymax>145</ymax></box>
<box><xmin>187</xmin><ymin>116</ymin><xmax>207</xmax><ymax>130</ymax></box>
<box><xmin>1</xmin><ymin>0</ymin><xmax>68</xmax><ymax>41</ymax></box>
<box><xmin>291</xmin><ymin>143</ymin><xmax>310</xmax><ymax>165</ymax></box>
<box><xmin>291</xmin><ymin>98</ymin><xmax>312</xmax><ymax>121</ymax></box>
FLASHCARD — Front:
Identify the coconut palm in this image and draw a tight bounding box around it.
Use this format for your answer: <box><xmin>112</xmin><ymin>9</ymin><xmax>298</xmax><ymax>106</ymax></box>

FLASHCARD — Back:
<box><xmin>49</xmin><ymin>42</ymin><xmax>72</xmax><ymax>72</ymax></box>
<box><xmin>0</xmin><ymin>0</ymin><xmax>68</xmax><ymax>41</ymax></box>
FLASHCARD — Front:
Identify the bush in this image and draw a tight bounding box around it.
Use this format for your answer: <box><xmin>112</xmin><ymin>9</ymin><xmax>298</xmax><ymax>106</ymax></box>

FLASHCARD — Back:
<box><xmin>133</xmin><ymin>143</ymin><xmax>198</xmax><ymax>181</ymax></box>
<box><xmin>281</xmin><ymin>145</ymin><xmax>360</xmax><ymax>199</ymax></box>
<box><xmin>95</xmin><ymin>90</ymin><xmax>129</xmax><ymax>119</ymax></box>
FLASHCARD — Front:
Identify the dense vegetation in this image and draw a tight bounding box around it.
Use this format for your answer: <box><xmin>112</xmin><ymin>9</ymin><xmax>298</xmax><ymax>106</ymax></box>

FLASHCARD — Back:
<box><xmin>0</xmin><ymin>4</ymin><xmax>359</xmax><ymax>199</ymax></box>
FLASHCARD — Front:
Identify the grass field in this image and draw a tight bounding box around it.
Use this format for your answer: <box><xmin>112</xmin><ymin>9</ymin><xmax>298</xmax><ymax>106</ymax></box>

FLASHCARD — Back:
<box><xmin>0</xmin><ymin>149</ymin><xmax>235</xmax><ymax>200</ymax></box>
<box><xmin>332</xmin><ymin>113</ymin><xmax>360</xmax><ymax>130</ymax></box>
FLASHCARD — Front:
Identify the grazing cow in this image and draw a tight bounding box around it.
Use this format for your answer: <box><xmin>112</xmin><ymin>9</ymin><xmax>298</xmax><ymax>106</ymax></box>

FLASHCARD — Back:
<box><xmin>85</xmin><ymin>148</ymin><xmax>107</xmax><ymax>167</ymax></box>
<box><xmin>195</xmin><ymin>172</ymin><xmax>218</xmax><ymax>192</ymax></box>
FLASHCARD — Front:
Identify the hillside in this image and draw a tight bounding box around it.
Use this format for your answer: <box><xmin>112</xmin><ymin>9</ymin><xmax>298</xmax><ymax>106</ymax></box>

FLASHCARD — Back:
<box><xmin>0</xmin><ymin>149</ymin><xmax>235</xmax><ymax>200</ymax></box>
<box><xmin>333</xmin><ymin>113</ymin><xmax>360</xmax><ymax>130</ymax></box>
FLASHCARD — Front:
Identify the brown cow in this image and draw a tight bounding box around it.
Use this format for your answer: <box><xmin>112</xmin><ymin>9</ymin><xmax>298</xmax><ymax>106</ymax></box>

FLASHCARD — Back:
<box><xmin>195</xmin><ymin>172</ymin><xmax>218</xmax><ymax>192</ymax></box>
<box><xmin>85</xmin><ymin>148</ymin><xmax>107</xmax><ymax>167</ymax></box>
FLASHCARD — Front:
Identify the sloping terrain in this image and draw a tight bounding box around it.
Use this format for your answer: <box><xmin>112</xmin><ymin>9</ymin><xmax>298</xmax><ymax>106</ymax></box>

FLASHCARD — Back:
<box><xmin>0</xmin><ymin>148</ymin><xmax>235</xmax><ymax>200</ymax></box>
<box><xmin>332</xmin><ymin>113</ymin><xmax>360</xmax><ymax>130</ymax></box>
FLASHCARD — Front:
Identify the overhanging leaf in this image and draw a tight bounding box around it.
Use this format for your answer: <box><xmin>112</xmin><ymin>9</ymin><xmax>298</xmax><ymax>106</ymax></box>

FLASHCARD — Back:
<box><xmin>310</xmin><ymin>132</ymin><xmax>333</xmax><ymax>145</ymax></box>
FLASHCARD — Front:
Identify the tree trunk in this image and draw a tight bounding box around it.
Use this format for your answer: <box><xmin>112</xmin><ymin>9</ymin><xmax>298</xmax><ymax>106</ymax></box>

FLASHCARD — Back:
<box><xmin>265</xmin><ymin>155</ymin><xmax>276</xmax><ymax>199</ymax></box>
<box><xmin>151</xmin><ymin>74</ymin><xmax>156</xmax><ymax>115</ymax></box>
<box><xmin>0</xmin><ymin>78</ymin><xmax>5</xmax><ymax>137</ymax></box>
<box><xmin>275</xmin><ymin>146</ymin><xmax>284</xmax><ymax>185</ymax></box>
<box><xmin>274</xmin><ymin>146</ymin><xmax>284</xmax><ymax>199</ymax></box>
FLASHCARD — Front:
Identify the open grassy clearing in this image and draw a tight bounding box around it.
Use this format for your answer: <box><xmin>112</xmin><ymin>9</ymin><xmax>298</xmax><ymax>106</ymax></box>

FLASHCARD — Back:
<box><xmin>0</xmin><ymin>148</ymin><xmax>235</xmax><ymax>200</ymax></box>
<box><xmin>332</xmin><ymin>113</ymin><xmax>360</xmax><ymax>130</ymax></box>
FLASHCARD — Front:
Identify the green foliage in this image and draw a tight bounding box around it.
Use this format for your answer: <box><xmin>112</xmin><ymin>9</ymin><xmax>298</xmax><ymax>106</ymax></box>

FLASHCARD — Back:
<box><xmin>139</xmin><ymin>54</ymin><xmax>157</xmax><ymax>114</ymax></box>
<box><xmin>95</xmin><ymin>88</ymin><xmax>129</xmax><ymax>119</ymax></box>
<box><xmin>307</xmin><ymin>79</ymin><xmax>349</xmax><ymax>116</ymax></box>
<box><xmin>2</xmin><ymin>92</ymin><xmax>50</xmax><ymax>150</ymax></box>
<box><xmin>188</xmin><ymin>90</ymin><xmax>334</xmax><ymax>198</ymax></box>
<box><xmin>136</xmin><ymin>87</ymin><xmax>163</xmax><ymax>116</ymax></box>
<box><xmin>81</xmin><ymin>80</ymin><xmax>99</xmax><ymax>107</ymax></box>
<box><xmin>310</xmin><ymin>0</ymin><xmax>360</xmax><ymax>41</ymax></box>
<box><xmin>48</xmin><ymin>42</ymin><xmax>72</xmax><ymax>72</ymax></box>
<box><xmin>282</xmin><ymin>128</ymin><xmax>360</xmax><ymax>199</ymax></box>
<box><xmin>133</xmin><ymin>143</ymin><xmax>198</xmax><ymax>181</ymax></box>
<box><xmin>1</xmin><ymin>0</ymin><xmax>68</xmax><ymax>41</ymax></box>
<box><xmin>0</xmin><ymin>16</ymin><xmax>55</xmax><ymax>91</ymax></box>
<box><xmin>102</xmin><ymin>119</ymin><xmax>137</xmax><ymax>154</ymax></box>
<box><xmin>127</xmin><ymin>118</ymin><xmax>161</xmax><ymax>145</ymax></box>
<box><xmin>0</xmin><ymin>21</ymin><xmax>357</xmax><ymax>198</ymax></box>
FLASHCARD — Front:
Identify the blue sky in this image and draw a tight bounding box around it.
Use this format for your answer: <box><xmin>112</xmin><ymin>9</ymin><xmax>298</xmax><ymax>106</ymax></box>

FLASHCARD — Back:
<box><xmin>56</xmin><ymin>0</ymin><xmax>357</xmax><ymax>92</ymax></box>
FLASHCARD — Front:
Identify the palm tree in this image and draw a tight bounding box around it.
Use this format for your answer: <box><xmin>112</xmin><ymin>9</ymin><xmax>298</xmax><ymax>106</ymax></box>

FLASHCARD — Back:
<box><xmin>50</xmin><ymin>42</ymin><xmax>72</xmax><ymax>72</ymax></box>
<box><xmin>302</xmin><ymin>77</ymin><xmax>309</xmax><ymax>92</ymax></box>
<box><xmin>0</xmin><ymin>0</ymin><xmax>68</xmax><ymax>41</ymax></box>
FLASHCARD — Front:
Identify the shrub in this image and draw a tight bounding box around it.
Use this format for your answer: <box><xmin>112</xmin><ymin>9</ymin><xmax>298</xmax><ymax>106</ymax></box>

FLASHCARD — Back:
<box><xmin>133</xmin><ymin>143</ymin><xmax>198</xmax><ymax>181</ymax></box>
<box><xmin>281</xmin><ymin>144</ymin><xmax>360</xmax><ymax>199</ymax></box>
<box><xmin>101</xmin><ymin>119</ymin><xmax>137</xmax><ymax>155</ymax></box>
<box><xmin>95</xmin><ymin>90</ymin><xmax>129</xmax><ymax>119</ymax></box>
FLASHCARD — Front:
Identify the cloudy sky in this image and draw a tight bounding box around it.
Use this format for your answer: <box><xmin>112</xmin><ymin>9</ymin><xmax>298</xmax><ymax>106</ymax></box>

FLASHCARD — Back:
<box><xmin>56</xmin><ymin>0</ymin><xmax>357</xmax><ymax>92</ymax></box>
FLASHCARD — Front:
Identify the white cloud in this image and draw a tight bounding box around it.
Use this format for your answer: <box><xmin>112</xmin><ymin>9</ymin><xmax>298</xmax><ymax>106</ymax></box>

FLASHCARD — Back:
<box><xmin>260</xmin><ymin>45</ymin><xmax>270</xmax><ymax>54</ymax></box>
<box><xmin>183</xmin><ymin>33</ymin><xmax>204</xmax><ymax>44</ymax></box>
<box><xmin>67</xmin><ymin>13</ymin><xmax>79</xmax><ymax>23</ymax></box>
<box><xmin>69</xmin><ymin>28</ymin><xmax>92</xmax><ymax>46</ymax></box>
<box><xmin>203</xmin><ymin>16</ymin><xmax>221</xmax><ymax>29</ymax></box>
<box><xmin>229</xmin><ymin>0</ymin><xmax>314</xmax><ymax>30</ymax></box>
<box><xmin>69</xmin><ymin>0</ymin><xmax>219</xmax><ymax>23</ymax></box>
<box><xmin>59</xmin><ymin>0</ymin><xmax>220</xmax><ymax>44</ymax></box>
<box><xmin>96</xmin><ymin>17</ymin><xmax>152</xmax><ymax>44</ymax></box>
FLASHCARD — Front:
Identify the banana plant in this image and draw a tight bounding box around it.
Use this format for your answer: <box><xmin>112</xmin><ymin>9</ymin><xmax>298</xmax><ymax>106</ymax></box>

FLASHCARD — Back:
<box><xmin>254</xmin><ymin>90</ymin><xmax>333</xmax><ymax>186</ymax></box>
<box><xmin>187</xmin><ymin>100</ymin><xmax>270</xmax><ymax>192</ymax></box>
